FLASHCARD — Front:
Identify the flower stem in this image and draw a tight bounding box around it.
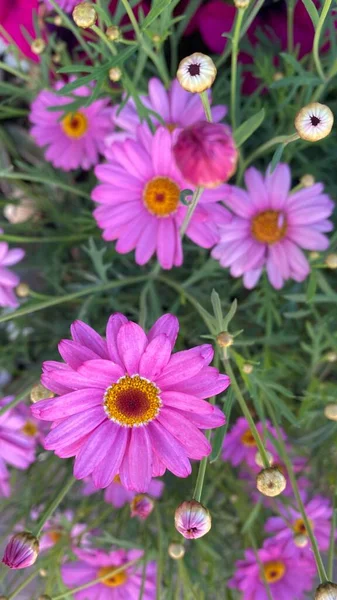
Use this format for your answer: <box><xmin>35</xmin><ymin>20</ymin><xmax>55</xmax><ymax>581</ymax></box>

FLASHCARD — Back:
<box><xmin>33</xmin><ymin>474</ymin><xmax>75</xmax><ymax>537</ymax></box>
<box><xmin>287</xmin><ymin>0</ymin><xmax>296</xmax><ymax>54</ymax></box>
<box><xmin>0</xmin><ymin>60</ymin><xmax>30</xmax><ymax>82</ymax></box>
<box><xmin>313</xmin><ymin>0</ymin><xmax>333</xmax><ymax>81</ymax></box>
<box><xmin>193</xmin><ymin>431</ymin><xmax>212</xmax><ymax>502</ymax></box>
<box><xmin>240</xmin><ymin>132</ymin><xmax>299</xmax><ymax>172</ymax></box>
<box><xmin>180</xmin><ymin>187</ymin><xmax>204</xmax><ymax>238</ymax></box>
<box><xmin>0</xmin><ymin>170</ymin><xmax>91</xmax><ymax>199</ymax></box>
<box><xmin>7</xmin><ymin>569</ymin><xmax>39</xmax><ymax>600</ymax></box>
<box><xmin>47</xmin><ymin>0</ymin><xmax>95</xmax><ymax>60</ymax></box>
<box><xmin>199</xmin><ymin>91</ymin><xmax>212</xmax><ymax>122</ymax></box>
<box><xmin>230</xmin><ymin>7</ymin><xmax>245</xmax><ymax>131</ymax></box>
<box><xmin>0</xmin><ymin>233</ymin><xmax>94</xmax><ymax>244</ymax></box>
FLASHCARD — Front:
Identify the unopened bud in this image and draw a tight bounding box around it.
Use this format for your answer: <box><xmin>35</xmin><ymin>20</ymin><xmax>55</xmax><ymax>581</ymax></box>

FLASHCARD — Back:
<box><xmin>234</xmin><ymin>0</ymin><xmax>249</xmax><ymax>6</ymax></box>
<box><xmin>230</xmin><ymin>494</ymin><xmax>238</xmax><ymax>503</ymax></box>
<box><xmin>2</xmin><ymin>532</ymin><xmax>39</xmax><ymax>569</ymax></box>
<box><xmin>53</xmin><ymin>53</ymin><xmax>62</xmax><ymax>64</ymax></box>
<box><xmin>39</xmin><ymin>568</ymin><xmax>48</xmax><ymax>577</ymax></box>
<box><xmin>16</xmin><ymin>283</ymin><xmax>30</xmax><ymax>298</ymax></box>
<box><xmin>152</xmin><ymin>34</ymin><xmax>161</xmax><ymax>43</ymax></box>
<box><xmin>177</xmin><ymin>52</ymin><xmax>217</xmax><ymax>93</ymax></box>
<box><xmin>242</xmin><ymin>363</ymin><xmax>253</xmax><ymax>374</ymax></box>
<box><xmin>216</xmin><ymin>332</ymin><xmax>234</xmax><ymax>348</ymax></box>
<box><xmin>326</xmin><ymin>352</ymin><xmax>337</xmax><ymax>363</ymax></box>
<box><xmin>273</xmin><ymin>71</ymin><xmax>284</xmax><ymax>82</ymax></box>
<box><xmin>130</xmin><ymin>494</ymin><xmax>154</xmax><ymax>520</ymax></box>
<box><xmin>315</xmin><ymin>582</ymin><xmax>337</xmax><ymax>599</ymax></box>
<box><xmin>325</xmin><ymin>254</ymin><xmax>337</xmax><ymax>269</ymax></box>
<box><xmin>255</xmin><ymin>450</ymin><xmax>273</xmax><ymax>468</ymax></box>
<box><xmin>295</xmin><ymin>102</ymin><xmax>334</xmax><ymax>142</ymax></box>
<box><xmin>324</xmin><ymin>404</ymin><xmax>337</xmax><ymax>421</ymax></box>
<box><xmin>106</xmin><ymin>25</ymin><xmax>121</xmax><ymax>41</ymax></box>
<box><xmin>109</xmin><ymin>67</ymin><xmax>122</xmax><ymax>82</ymax></box>
<box><xmin>300</xmin><ymin>174</ymin><xmax>315</xmax><ymax>187</ymax></box>
<box><xmin>72</xmin><ymin>2</ymin><xmax>97</xmax><ymax>28</ymax></box>
<box><xmin>175</xmin><ymin>500</ymin><xmax>211</xmax><ymax>539</ymax></box>
<box><xmin>168</xmin><ymin>542</ymin><xmax>185</xmax><ymax>560</ymax></box>
<box><xmin>31</xmin><ymin>39</ymin><xmax>46</xmax><ymax>55</ymax></box>
<box><xmin>54</xmin><ymin>15</ymin><xmax>62</xmax><ymax>26</ymax></box>
<box><xmin>256</xmin><ymin>467</ymin><xmax>286</xmax><ymax>497</ymax></box>
<box><xmin>4</xmin><ymin>198</ymin><xmax>36</xmax><ymax>224</ymax></box>
<box><xmin>294</xmin><ymin>533</ymin><xmax>308</xmax><ymax>548</ymax></box>
<box><xmin>30</xmin><ymin>383</ymin><xmax>54</xmax><ymax>403</ymax></box>
<box><xmin>309</xmin><ymin>251</ymin><xmax>320</xmax><ymax>260</ymax></box>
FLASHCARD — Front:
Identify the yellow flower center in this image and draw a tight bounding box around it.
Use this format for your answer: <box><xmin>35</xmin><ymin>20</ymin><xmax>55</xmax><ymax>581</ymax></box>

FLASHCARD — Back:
<box><xmin>21</xmin><ymin>421</ymin><xmax>38</xmax><ymax>436</ymax></box>
<box><xmin>113</xmin><ymin>474</ymin><xmax>121</xmax><ymax>484</ymax></box>
<box><xmin>61</xmin><ymin>112</ymin><xmax>88</xmax><ymax>139</ymax></box>
<box><xmin>263</xmin><ymin>560</ymin><xmax>286</xmax><ymax>583</ymax></box>
<box><xmin>251</xmin><ymin>210</ymin><xmax>287</xmax><ymax>244</ymax></box>
<box><xmin>241</xmin><ymin>429</ymin><xmax>256</xmax><ymax>447</ymax></box>
<box><xmin>166</xmin><ymin>123</ymin><xmax>177</xmax><ymax>132</ymax></box>
<box><xmin>143</xmin><ymin>177</ymin><xmax>180</xmax><ymax>217</ymax></box>
<box><xmin>293</xmin><ymin>518</ymin><xmax>313</xmax><ymax>536</ymax></box>
<box><xmin>104</xmin><ymin>375</ymin><xmax>162</xmax><ymax>427</ymax></box>
<box><xmin>98</xmin><ymin>566</ymin><xmax>127</xmax><ymax>588</ymax></box>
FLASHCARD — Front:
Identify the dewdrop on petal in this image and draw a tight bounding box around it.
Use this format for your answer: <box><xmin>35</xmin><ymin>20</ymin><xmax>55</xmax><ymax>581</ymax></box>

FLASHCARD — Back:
<box><xmin>256</xmin><ymin>467</ymin><xmax>286</xmax><ymax>497</ymax></box>
<box><xmin>168</xmin><ymin>543</ymin><xmax>185</xmax><ymax>560</ymax></box>
<box><xmin>130</xmin><ymin>494</ymin><xmax>154</xmax><ymax>520</ymax></box>
<box><xmin>175</xmin><ymin>500</ymin><xmax>211</xmax><ymax>539</ymax></box>
<box><xmin>109</xmin><ymin>67</ymin><xmax>122</xmax><ymax>82</ymax></box>
<box><xmin>294</xmin><ymin>533</ymin><xmax>308</xmax><ymax>548</ymax></box>
<box><xmin>315</xmin><ymin>582</ymin><xmax>337</xmax><ymax>599</ymax></box>
<box><xmin>177</xmin><ymin>52</ymin><xmax>217</xmax><ymax>93</ymax></box>
<box><xmin>216</xmin><ymin>332</ymin><xmax>234</xmax><ymax>348</ymax></box>
<box><xmin>30</xmin><ymin>383</ymin><xmax>54</xmax><ymax>403</ymax></box>
<box><xmin>324</xmin><ymin>404</ymin><xmax>337</xmax><ymax>422</ymax></box>
<box><xmin>300</xmin><ymin>174</ymin><xmax>315</xmax><ymax>187</ymax></box>
<box><xmin>325</xmin><ymin>254</ymin><xmax>337</xmax><ymax>269</ymax></box>
<box><xmin>255</xmin><ymin>450</ymin><xmax>273</xmax><ymax>468</ymax></box>
<box><xmin>295</xmin><ymin>102</ymin><xmax>334</xmax><ymax>142</ymax></box>
<box><xmin>106</xmin><ymin>25</ymin><xmax>120</xmax><ymax>41</ymax></box>
<box><xmin>2</xmin><ymin>532</ymin><xmax>39</xmax><ymax>569</ymax></box>
<box><xmin>72</xmin><ymin>2</ymin><xmax>97</xmax><ymax>28</ymax></box>
<box><xmin>31</xmin><ymin>39</ymin><xmax>46</xmax><ymax>55</ymax></box>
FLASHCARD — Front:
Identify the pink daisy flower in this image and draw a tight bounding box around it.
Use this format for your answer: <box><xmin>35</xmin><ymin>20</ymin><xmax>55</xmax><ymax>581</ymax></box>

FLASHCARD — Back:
<box><xmin>0</xmin><ymin>396</ymin><xmax>36</xmax><ymax>498</ymax></box>
<box><xmin>229</xmin><ymin>539</ymin><xmax>316</xmax><ymax>600</ymax></box>
<box><xmin>0</xmin><ymin>241</ymin><xmax>25</xmax><ymax>308</ymax></box>
<box><xmin>106</xmin><ymin>77</ymin><xmax>226</xmax><ymax>146</ymax></box>
<box><xmin>30</xmin><ymin>82</ymin><xmax>113</xmax><ymax>171</ymax></box>
<box><xmin>83</xmin><ymin>475</ymin><xmax>164</xmax><ymax>509</ymax></box>
<box><xmin>265</xmin><ymin>494</ymin><xmax>333</xmax><ymax>552</ymax></box>
<box><xmin>43</xmin><ymin>0</ymin><xmax>78</xmax><ymax>12</ymax></box>
<box><xmin>93</xmin><ymin>125</ymin><xmax>232</xmax><ymax>269</ymax></box>
<box><xmin>62</xmin><ymin>547</ymin><xmax>156</xmax><ymax>599</ymax></box>
<box><xmin>32</xmin><ymin>313</ymin><xmax>229</xmax><ymax>492</ymax></box>
<box><xmin>39</xmin><ymin>510</ymin><xmax>89</xmax><ymax>552</ymax></box>
<box><xmin>222</xmin><ymin>417</ymin><xmax>283</xmax><ymax>469</ymax></box>
<box><xmin>212</xmin><ymin>163</ymin><xmax>334</xmax><ymax>289</ymax></box>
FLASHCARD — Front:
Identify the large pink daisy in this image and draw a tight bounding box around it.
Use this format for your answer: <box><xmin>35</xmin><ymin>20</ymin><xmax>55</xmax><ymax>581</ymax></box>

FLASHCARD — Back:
<box><xmin>212</xmin><ymin>163</ymin><xmax>334</xmax><ymax>289</ymax></box>
<box><xmin>93</xmin><ymin>125</ymin><xmax>231</xmax><ymax>269</ymax></box>
<box><xmin>32</xmin><ymin>313</ymin><xmax>229</xmax><ymax>492</ymax></box>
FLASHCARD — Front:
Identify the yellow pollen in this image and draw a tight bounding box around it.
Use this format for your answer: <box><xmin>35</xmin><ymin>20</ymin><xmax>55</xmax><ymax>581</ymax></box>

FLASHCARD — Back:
<box><xmin>263</xmin><ymin>560</ymin><xmax>286</xmax><ymax>584</ymax></box>
<box><xmin>104</xmin><ymin>375</ymin><xmax>162</xmax><ymax>427</ymax></box>
<box><xmin>251</xmin><ymin>210</ymin><xmax>287</xmax><ymax>244</ymax></box>
<box><xmin>61</xmin><ymin>112</ymin><xmax>88</xmax><ymax>139</ymax></box>
<box><xmin>166</xmin><ymin>123</ymin><xmax>177</xmax><ymax>132</ymax></box>
<box><xmin>22</xmin><ymin>421</ymin><xmax>38</xmax><ymax>437</ymax></box>
<box><xmin>113</xmin><ymin>474</ymin><xmax>121</xmax><ymax>484</ymax></box>
<box><xmin>98</xmin><ymin>566</ymin><xmax>127</xmax><ymax>588</ymax></box>
<box><xmin>241</xmin><ymin>429</ymin><xmax>256</xmax><ymax>447</ymax></box>
<box><xmin>293</xmin><ymin>518</ymin><xmax>313</xmax><ymax>536</ymax></box>
<box><xmin>143</xmin><ymin>177</ymin><xmax>180</xmax><ymax>217</ymax></box>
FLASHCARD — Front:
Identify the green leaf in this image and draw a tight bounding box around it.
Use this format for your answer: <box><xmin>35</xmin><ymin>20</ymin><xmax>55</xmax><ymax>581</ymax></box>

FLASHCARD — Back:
<box><xmin>210</xmin><ymin>389</ymin><xmax>234</xmax><ymax>463</ymax></box>
<box><xmin>279</xmin><ymin>52</ymin><xmax>307</xmax><ymax>75</ymax></box>
<box><xmin>234</xmin><ymin>109</ymin><xmax>265</xmax><ymax>148</ymax></box>
<box><xmin>306</xmin><ymin>270</ymin><xmax>317</xmax><ymax>303</ymax></box>
<box><xmin>211</xmin><ymin>289</ymin><xmax>223</xmax><ymax>330</ymax></box>
<box><xmin>223</xmin><ymin>299</ymin><xmax>238</xmax><ymax>331</ymax></box>
<box><xmin>142</xmin><ymin>0</ymin><xmax>173</xmax><ymax>29</ymax></box>
<box><xmin>241</xmin><ymin>501</ymin><xmax>262</xmax><ymax>534</ymax></box>
<box><xmin>301</xmin><ymin>0</ymin><xmax>319</xmax><ymax>27</ymax></box>
<box><xmin>270</xmin><ymin>75</ymin><xmax>321</xmax><ymax>88</ymax></box>
<box><xmin>57</xmin><ymin>65</ymin><xmax>95</xmax><ymax>74</ymax></box>
<box><xmin>270</xmin><ymin>144</ymin><xmax>285</xmax><ymax>173</ymax></box>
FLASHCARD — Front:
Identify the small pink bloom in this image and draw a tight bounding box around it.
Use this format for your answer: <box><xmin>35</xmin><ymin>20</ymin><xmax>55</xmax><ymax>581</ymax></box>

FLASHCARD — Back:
<box><xmin>43</xmin><ymin>0</ymin><xmax>78</xmax><ymax>11</ymax></box>
<box><xmin>212</xmin><ymin>163</ymin><xmax>334</xmax><ymax>289</ymax></box>
<box><xmin>2</xmin><ymin>532</ymin><xmax>39</xmax><ymax>569</ymax></box>
<box><xmin>222</xmin><ymin>417</ymin><xmax>283</xmax><ymax>469</ymax></box>
<box><xmin>83</xmin><ymin>476</ymin><xmax>164</xmax><ymax>508</ymax></box>
<box><xmin>0</xmin><ymin>0</ymin><xmax>39</xmax><ymax>61</ymax></box>
<box><xmin>173</xmin><ymin>121</ymin><xmax>238</xmax><ymax>188</ymax></box>
<box><xmin>130</xmin><ymin>494</ymin><xmax>154</xmax><ymax>520</ymax></box>
<box><xmin>0</xmin><ymin>242</ymin><xmax>25</xmax><ymax>308</ymax></box>
<box><xmin>175</xmin><ymin>500</ymin><xmax>211</xmax><ymax>539</ymax></box>
<box><xmin>32</xmin><ymin>313</ymin><xmax>229</xmax><ymax>492</ymax></box>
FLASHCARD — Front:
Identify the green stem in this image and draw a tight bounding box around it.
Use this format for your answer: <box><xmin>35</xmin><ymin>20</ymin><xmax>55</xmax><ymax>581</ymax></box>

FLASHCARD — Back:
<box><xmin>199</xmin><ymin>91</ymin><xmax>212</xmax><ymax>123</ymax></box>
<box><xmin>230</xmin><ymin>7</ymin><xmax>245</xmax><ymax>131</ymax></box>
<box><xmin>7</xmin><ymin>569</ymin><xmax>39</xmax><ymax>600</ymax></box>
<box><xmin>313</xmin><ymin>0</ymin><xmax>333</xmax><ymax>81</ymax></box>
<box><xmin>193</xmin><ymin>431</ymin><xmax>212</xmax><ymax>502</ymax></box>
<box><xmin>0</xmin><ymin>60</ymin><xmax>30</xmax><ymax>81</ymax></box>
<box><xmin>47</xmin><ymin>0</ymin><xmax>95</xmax><ymax>60</ymax></box>
<box><xmin>0</xmin><ymin>275</ymin><xmax>148</xmax><ymax>325</ymax></box>
<box><xmin>91</xmin><ymin>24</ymin><xmax>117</xmax><ymax>55</ymax></box>
<box><xmin>241</xmin><ymin>133</ymin><xmax>299</xmax><ymax>171</ymax></box>
<box><xmin>287</xmin><ymin>0</ymin><xmax>295</xmax><ymax>54</ymax></box>
<box><xmin>223</xmin><ymin>358</ymin><xmax>271</xmax><ymax>468</ymax></box>
<box><xmin>180</xmin><ymin>187</ymin><xmax>204</xmax><ymax>238</ymax></box>
<box><xmin>33</xmin><ymin>474</ymin><xmax>75</xmax><ymax>537</ymax></box>
<box><xmin>0</xmin><ymin>171</ymin><xmax>91</xmax><ymax>199</ymax></box>
<box><xmin>0</xmin><ymin>233</ymin><xmax>94</xmax><ymax>244</ymax></box>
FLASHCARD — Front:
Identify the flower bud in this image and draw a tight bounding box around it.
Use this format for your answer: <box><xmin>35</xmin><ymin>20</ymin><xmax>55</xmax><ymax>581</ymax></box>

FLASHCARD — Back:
<box><xmin>315</xmin><ymin>582</ymin><xmax>337</xmax><ymax>599</ymax></box>
<box><xmin>168</xmin><ymin>543</ymin><xmax>185</xmax><ymax>560</ymax></box>
<box><xmin>273</xmin><ymin>71</ymin><xmax>284</xmax><ymax>82</ymax></box>
<box><xmin>255</xmin><ymin>450</ymin><xmax>273</xmax><ymax>468</ymax></box>
<box><xmin>106</xmin><ymin>26</ymin><xmax>120</xmax><ymax>41</ymax></box>
<box><xmin>294</xmin><ymin>533</ymin><xmax>308</xmax><ymax>548</ymax></box>
<box><xmin>256</xmin><ymin>467</ymin><xmax>286</xmax><ymax>497</ymax></box>
<box><xmin>109</xmin><ymin>67</ymin><xmax>122</xmax><ymax>82</ymax></box>
<box><xmin>324</xmin><ymin>404</ymin><xmax>337</xmax><ymax>421</ymax></box>
<box><xmin>326</xmin><ymin>352</ymin><xmax>337</xmax><ymax>363</ymax></box>
<box><xmin>242</xmin><ymin>363</ymin><xmax>253</xmax><ymax>374</ymax></box>
<box><xmin>300</xmin><ymin>174</ymin><xmax>315</xmax><ymax>187</ymax></box>
<box><xmin>72</xmin><ymin>2</ymin><xmax>97</xmax><ymax>28</ymax></box>
<box><xmin>4</xmin><ymin>197</ymin><xmax>36</xmax><ymax>224</ymax></box>
<box><xmin>130</xmin><ymin>494</ymin><xmax>154</xmax><ymax>520</ymax></box>
<box><xmin>216</xmin><ymin>332</ymin><xmax>234</xmax><ymax>348</ymax></box>
<box><xmin>30</xmin><ymin>383</ymin><xmax>54</xmax><ymax>403</ymax></box>
<box><xmin>174</xmin><ymin>122</ymin><xmax>238</xmax><ymax>188</ymax></box>
<box><xmin>16</xmin><ymin>283</ymin><xmax>30</xmax><ymax>298</ymax></box>
<box><xmin>325</xmin><ymin>254</ymin><xmax>337</xmax><ymax>269</ymax></box>
<box><xmin>31</xmin><ymin>39</ymin><xmax>46</xmax><ymax>55</ymax></box>
<box><xmin>177</xmin><ymin>53</ymin><xmax>217</xmax><ymax>93</ymax></box>
<box><xmin>309</xmin><ymin>251</ymin><xmax>320</xmax><ymax>260</ymax></box>
<box><xmin>174</xmin><ymin>500</ymin><xmax>211</xmax><ymax>539</ymax></box>
<box><xmin>54</xmin><ymin>15</ymin><xmax>62</xmax><ymax>26</ymax></box>
<box><xmin>295</xmin><ymin>102</ymin><xmax>334</xmax><ymax>142</ymax></box>
<box><xmin>39</xmin><ymin>568</ymin><xmax>48</xmax><ymax>577</ymax></box>
<box><xmin>2</xmin><ymin>532</ymin><xmax>39</xmax><ymax>569</ymax></box>
<box><xmin>234</xmin><ymin>0</ymin><xmax>249</xmax><ymax>7</ymax></box>
<box><xmin>152</xmin><ymin>34</ymin><xmax>161</xmax><ymax>43</ymax></box>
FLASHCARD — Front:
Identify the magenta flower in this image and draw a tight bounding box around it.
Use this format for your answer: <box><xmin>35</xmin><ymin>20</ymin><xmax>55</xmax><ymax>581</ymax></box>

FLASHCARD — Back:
<box><xmin>0</xmin><ymin>0</ymin><xmax>39</xmax><ymax>61</ymax></box>
<box><xmin>93</xmin><ymin>125</ymin><xmax>232</xmax><ymax>269</ymax></box>
<box><xmin>37</xmin><ymin>510</ymin><xmax>89</xmax><ymax>552</ymax></box>
<box><xmin>130</xmin><ymin>494</ymin><xmax>155</xmax><ymax>520</ymax></box>
<box><xmin>32</xmin><ymin>313</ymin><xmax>229</xmax><ymax>492</ymax></box>
<box><xmin>83</xmin><ymin>476</ymin><xmax>164</xmax><ymax>509</ymax></box>
<box><xmin>62</xmin><ymin>547</ymin><xmax>156</xmax><ymax>599</ymax></box>
<box><xmin>43</xmin><ymin>0</ymin><xmax>78</xmax><ymax>12</ymax></box>
<box><xmin>265</xmin><ymin>494</ymin><xmax>333</xmax><ymax>552</ymax></box>
<box><xmin>173</xmin><ymin>121</ymin><xmax>238</xmax><ymax>188</ymax></box>
<box><xmin>0</xmin><ymin>242</ymin><xmax>25</xmax><ymax>308</ymax></box>
<box><xmin>2</xmin><ymin>532</ymin><xmax>39</xmax><ymax>569</ymax></box>
<box><xmin>105</xmin><ymin>77</ymin><xmax>226</xmax><ymax>147</ymax></box>
<box><xmin>222</xmin><ymin>417</ymin><xmax>282</xmax><ymax>469</ymax></box>
<box><xmin>175</xmin><ymin>500</ymin><xmax>211</xmax><ymax>539</ymax></box>
<box><xmin>212</xmin><ymin>163</ymin><xmax>334</xmax><ymax>289</ymax></box>
<box><xmin>0</xmin><ymin>396</ymin><xmax>36</xmax><ymax>497</ymax></box>
<box><xmin>30</xmin><ymin>82</ymin><xmax>113</xmax><ymax>171</ymax></box>
<box><xmin>229</xmin><ymin>539</ymin><xmax>316</xmax><ymax>600</ymax></box>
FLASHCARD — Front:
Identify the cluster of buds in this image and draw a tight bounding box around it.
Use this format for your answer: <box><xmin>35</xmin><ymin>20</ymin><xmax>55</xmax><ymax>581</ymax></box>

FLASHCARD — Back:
<box><xmin>256</xmin><ymin>467</ymin><xmax>286</xmax><ymax>497</ymax></box>
<box><xmin>2</xmin><ymin>532</ymin><xmax>39</xmax><ymax>569</ymax></box>
<box><xmin>174</xmin><ymin>500</ymin><xmax>211</xmax><ymax>539</ymax></box>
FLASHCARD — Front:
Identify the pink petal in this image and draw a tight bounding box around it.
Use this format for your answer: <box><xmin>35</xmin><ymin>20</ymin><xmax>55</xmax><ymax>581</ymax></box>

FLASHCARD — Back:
<box><xmin>138</xmin><ymin>334</ymin><xmax>172</xmax><ymax>379</ymax></box>
<box><xmin>106</xmin><ymin>313</ymin><xmax>128</xmax><ymax>365</ymax></box>
<box><xmin>157</xmin><ymin>346</ymin><xmax>213</xmax><ymax>388</ymax></box>
<box><xmin>70</xmin><ymin>320</ymin><xmax>107</xmax><ymax>357</ymax></box>
<box><xmin>117</xmin><ymin>322</ymin><xmax>148</xmax><ymax>374</ymax></box>
<box><xmin>58</xmin><ymin>340</ymin><xmax>99</xmax><ymax>369</ymax></box>
<box><xmin>31</xmin><ymin>389</ymin><xmax>104</xmax><ymax>420</ymax></box>
<box><xmin>158</xmin><ymin>408</ymin><xmax>211</xmax><ymax>459</ymax></box>
<box><xmin>74</xmin><ymin>420</ymin><xmax>117</xmax><ymax>479</ymax></box>
<box><xmin>119</xmin><ymin>427</ymin><xmax>152</xmax><ymax>492</ymax></box>
<box><xmin>92</xmin><ymin>427</ymin><xmax>129</xmax><ymax>488</ymax></box>
<box><xmin>44</xmin><ymin>407</ymin><xmax>107</xmax><ymax>450</ymax></box>
<box><xmin>147</xmin><ymin>421</ymin><xmax>191</xmax><ymax>478</ymax></box>
<box><xmin>147</xmin><ymin>314</ymin><xmax>179</xmax><ymax>348</ymax></box>
<box><xmin>77</xmin><ymin>360</ymin><xmax>124</xmax><ymax>387</ymax></box>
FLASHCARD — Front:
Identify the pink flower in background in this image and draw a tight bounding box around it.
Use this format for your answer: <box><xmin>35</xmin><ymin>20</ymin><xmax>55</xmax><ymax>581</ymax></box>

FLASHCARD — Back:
<box><xmin>212</xmin><ymin>163</ymin><xmax>334</xmax><ymax>289</ymax></box>
<box><xmin>106</xmin><ymin>77</ymin><xmax>227</xmax><ymax>147</ymax></box>
<box><xmin>43</xmin><ymin>0</ymin><xmax>78</xmax><ymax>12</ymax></box>
<box><xmin>222</xmin><ymin>417</ymin><xmax>283</xmax><ymax>468</ymax></box>
<box><xmin>0</xmin><ymin>397</ymin><xmax>36</xmax><ymax>497</ymax></box>
<box><xmin>229</xmin><ymin>539</ymin><xmax>316</xmax><ymax>600</ymax></box>
<box><xmin>30</xmin><ymin>82</ymin><xmax>113</xmax><ymax>171</ymax></box>
<box><xmin>0</xmin><ymin>242</ymin><xmax>25</xmax><ymax>308</ymax></box>
<box><xmin>265</xmin><ymin>494</ymin><xmax>333</xmax><ymax>552</ymax></box>
<box><xmin>38</xmin><ymin>510</ymin><xmax>89</xmax><ymax>552</ymax></box>
<box><xmin>93</xmin><ymin>125</ymin><xmax>232</xmax><ymax>269</ymax></box>
<box><xmin>83</xmin><ymin>476</ymin><xmax>164</xmax><ymax>508</ymax></box>
<box><xmin>62</xmin><ymin>547</ymin><xmax>156</xmax><ymax>599</ymax></box>
<box><xmin>32</xmin><ymin>313</ymin><xmax>229</xmax><ymax>492</ymax></box>
<box><xmin>0</xmin><ymin>0</ymin><xmax>39</xmax><ymax>61</ymax></box>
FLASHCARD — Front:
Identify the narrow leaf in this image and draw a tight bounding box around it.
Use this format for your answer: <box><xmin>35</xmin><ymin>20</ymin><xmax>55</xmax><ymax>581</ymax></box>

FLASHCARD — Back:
<box><xmin>234</xmin><ymin>108</ymin><xmax>265</xmax><ymax>147</ymax></box>
<box><xmin>301</xmin><ymin>0</ymin><xmax>319</xmax><ymax>27</ymax></box>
